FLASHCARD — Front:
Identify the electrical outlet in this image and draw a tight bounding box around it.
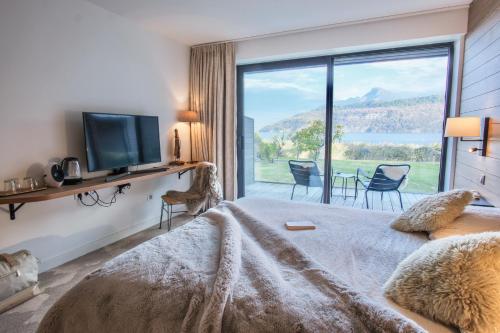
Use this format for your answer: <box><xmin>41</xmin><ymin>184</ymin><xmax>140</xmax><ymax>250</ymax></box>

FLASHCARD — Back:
<box><xmin>147</xmin><ymin>194</ymin><xmax>153</xmax><ymax>201</ymax></box>
<box><xmin>480</xmin><ymin>175</ymin><xmax>486</xmax><ymax>185</ymax></box>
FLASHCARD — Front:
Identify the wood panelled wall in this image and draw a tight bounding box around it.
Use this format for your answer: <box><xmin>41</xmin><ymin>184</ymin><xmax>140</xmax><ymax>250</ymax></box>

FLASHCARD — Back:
<box><xmin>454</xmin><ymin>0</ymin><xmax>500</xmax><ymax>205</ymax></box>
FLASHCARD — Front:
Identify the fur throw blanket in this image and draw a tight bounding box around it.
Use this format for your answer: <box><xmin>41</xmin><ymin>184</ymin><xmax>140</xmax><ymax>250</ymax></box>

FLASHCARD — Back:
<box><xmin>37</xmin><ymin>201</ymin><xmax>423</xmax><ymax>333</ymax></box>
<box><xmin>167</xmin><ymin>162</ymin><xmax>223</xmax><ymax>214</ymax></box>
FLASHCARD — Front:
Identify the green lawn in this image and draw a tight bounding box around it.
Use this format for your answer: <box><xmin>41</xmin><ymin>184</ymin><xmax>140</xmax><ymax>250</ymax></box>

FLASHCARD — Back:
<box><xmin>254</xmin><ymin>159</ymin><xmax>439</xmax><ymax>194</ymax></box>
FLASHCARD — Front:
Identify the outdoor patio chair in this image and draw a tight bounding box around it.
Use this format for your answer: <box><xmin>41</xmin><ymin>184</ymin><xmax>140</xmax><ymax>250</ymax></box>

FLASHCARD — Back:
<box><xmin>355</xmin><ymin>164</ymin><xmax>410</xmax><ymax>210</ymax></box>
<box><xmin>288</xmin><ymin>160</ymin><xmax>324</xmax><ymax>202</ymax></box>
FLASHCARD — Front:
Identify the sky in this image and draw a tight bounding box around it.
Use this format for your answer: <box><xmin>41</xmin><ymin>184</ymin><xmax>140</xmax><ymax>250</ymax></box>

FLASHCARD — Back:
<box><xmin>244</xmin><ymin>57</ymin><xmax>449</xmax><ymax>130</ymax></box>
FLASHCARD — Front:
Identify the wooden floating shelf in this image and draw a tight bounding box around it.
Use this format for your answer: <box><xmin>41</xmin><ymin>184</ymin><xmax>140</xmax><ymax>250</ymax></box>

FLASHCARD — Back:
<box><xmin>0</xmin><ymin>163</ymin><xmax>198</xmax><ymax>220</ymax></box>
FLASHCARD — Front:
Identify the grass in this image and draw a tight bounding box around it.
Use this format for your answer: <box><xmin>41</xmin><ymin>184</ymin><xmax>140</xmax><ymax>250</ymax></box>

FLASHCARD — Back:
<box><xmin>254</xmin><ymin>159</ymin><xmax>439</xmax><ymax>194</ymax></box>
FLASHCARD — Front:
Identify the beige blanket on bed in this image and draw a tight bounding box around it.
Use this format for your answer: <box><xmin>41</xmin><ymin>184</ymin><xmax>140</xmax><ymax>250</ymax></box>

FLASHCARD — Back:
<box><xmin>37</xmin><ymin>201</ymin><xmax>425</xmax><ymax>333</ymax></box>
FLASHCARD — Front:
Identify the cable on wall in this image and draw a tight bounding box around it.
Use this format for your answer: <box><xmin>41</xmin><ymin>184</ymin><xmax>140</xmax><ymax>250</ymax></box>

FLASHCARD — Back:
<box><xmin>77</xmin><ymin>184</ymin><xmax>131</xmax><ymax>208</ymax></box>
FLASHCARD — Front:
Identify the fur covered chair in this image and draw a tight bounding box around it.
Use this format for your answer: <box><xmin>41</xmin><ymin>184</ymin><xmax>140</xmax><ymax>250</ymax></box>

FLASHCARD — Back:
<box><xmin>159</xmin><ymin>162</ymin><xmax>223</xmax><ymax>230</ymax></box>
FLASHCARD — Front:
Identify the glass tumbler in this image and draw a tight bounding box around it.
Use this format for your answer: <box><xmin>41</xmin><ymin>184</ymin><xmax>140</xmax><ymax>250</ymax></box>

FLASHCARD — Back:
<box><xmin>23</xmin><ymin>177</ymin><xmax>35</xmax><ymax>190</ymax></box>
<box><xmin>12</xmin><ymin>178</ymin><xmax>21</xmax><ymax>192</ymax></box>
<box><xmin>4</xmin><ymin>180</ymin><xmax>12</xmax><ymax>192</ymax></box>
<box><xmin>3</xmin><ymin>179</ymin><xmax>17</xmax><ymax>193</ymax></box>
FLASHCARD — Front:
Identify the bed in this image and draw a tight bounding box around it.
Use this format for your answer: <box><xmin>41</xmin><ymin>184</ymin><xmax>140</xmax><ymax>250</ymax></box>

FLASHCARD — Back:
<box><xmin>37</xmin><ymin>197</ymin><xmax>456</xmax><ymax>333</ymax></box>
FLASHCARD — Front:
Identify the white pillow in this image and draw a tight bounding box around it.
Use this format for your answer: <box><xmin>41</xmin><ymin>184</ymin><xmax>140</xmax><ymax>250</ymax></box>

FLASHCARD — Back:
<box><xmin>429</xmin><ymin>206</ymin><xmax>500</xmax><ymax>240</ymax></box>
<box><xmin>391</xmin><ymin>190</ymin><xmax>472</xmax><ymax>232</ymax></box>
<box><xmin>384</xmin><ymin>232</ymin><xmax>500</xmax><ymax>333</ymax></box>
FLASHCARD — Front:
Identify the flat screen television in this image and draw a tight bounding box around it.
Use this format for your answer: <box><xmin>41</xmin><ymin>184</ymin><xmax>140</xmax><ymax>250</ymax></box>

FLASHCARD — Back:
<box><xmin>83</xmin><ymin>112</ymin><xmax>161</xmax><ymax>173</ymax></box>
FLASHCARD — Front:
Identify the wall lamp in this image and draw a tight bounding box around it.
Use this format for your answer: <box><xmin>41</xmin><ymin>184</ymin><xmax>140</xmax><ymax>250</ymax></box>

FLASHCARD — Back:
<box><xmin>444</xmin><ymin>116</ymin><xmax>490</xmax><ymax>156</ymax></box>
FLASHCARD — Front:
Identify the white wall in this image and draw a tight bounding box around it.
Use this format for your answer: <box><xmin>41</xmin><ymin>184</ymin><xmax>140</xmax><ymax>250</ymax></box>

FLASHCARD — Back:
<box><xmin>236</xmin><ymin>7</ymin><xmax>470</xmax><ymax>192</ymax></box>
<box><xmin>236</xmin><ymin>7</ymin><xmax>469</xmax><ymax>63</ymax></box>
<box><xmin>0</xmin><ymin>0</ymin><xmax>191</xmax><ymax>271</ymax></box>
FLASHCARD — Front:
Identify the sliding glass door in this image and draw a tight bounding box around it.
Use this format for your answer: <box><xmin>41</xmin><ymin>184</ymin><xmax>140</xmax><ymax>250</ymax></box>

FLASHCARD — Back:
<box><xmin>237</xmin><ymin>59</ymin><xmax>330</xmax><ymax>202</ymax></box>
<box><xmin>332</xmin><ymin>56</ymin><xmax>450</xmax><ymax>198</ymax></box>
<box><xmin>237</xmin><ymin>44</ymin><xmax>453</xmax><ymax>206</ymax></box>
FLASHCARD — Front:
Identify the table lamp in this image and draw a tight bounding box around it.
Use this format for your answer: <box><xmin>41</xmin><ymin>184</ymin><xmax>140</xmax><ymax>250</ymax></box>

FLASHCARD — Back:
<box><xmin>178</xmin><ymin>110</ymin><xmax>201</xmax><ymax>163</ymax></box>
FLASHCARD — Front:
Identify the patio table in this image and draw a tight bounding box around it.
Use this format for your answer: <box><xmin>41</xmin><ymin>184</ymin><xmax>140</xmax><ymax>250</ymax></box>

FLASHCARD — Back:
<box><xmin>332</xmin><ymin>172</ymin><xmax>356</xmax><ymax>200</ymax></box>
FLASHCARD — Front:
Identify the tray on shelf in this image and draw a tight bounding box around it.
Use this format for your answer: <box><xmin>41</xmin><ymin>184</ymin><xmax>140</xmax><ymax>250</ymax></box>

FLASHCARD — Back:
<box><xmin>0</xmin><ymin>187</ymin><xmax>48</xmax><ymax>198</ymax></box>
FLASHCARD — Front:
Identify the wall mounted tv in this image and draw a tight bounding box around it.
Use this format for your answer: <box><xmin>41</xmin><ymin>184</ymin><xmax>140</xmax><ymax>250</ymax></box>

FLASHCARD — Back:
<box><xmin>83</xmin><ymin>112</ymin><xmax>161</xmax><ymax>174</ymax></box>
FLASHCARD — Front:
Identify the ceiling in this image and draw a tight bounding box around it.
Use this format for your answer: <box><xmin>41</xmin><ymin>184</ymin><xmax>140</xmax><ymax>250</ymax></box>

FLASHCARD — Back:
<box><xmin>86</xmin><ymin>0</ymin><xmax>472</xmax><ymax>45</ymax></box>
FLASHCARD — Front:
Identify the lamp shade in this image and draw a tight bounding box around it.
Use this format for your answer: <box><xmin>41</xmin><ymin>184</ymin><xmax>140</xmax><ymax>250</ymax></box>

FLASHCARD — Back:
<box><xmin>178</xmin><ymin>110</ymin><xmax>200</xmax><ymax>123</ymax></box>
<box><xmin>444</xmin><ymin>117</ymin><xmax>481</xmax><ymax>137</ymax></box>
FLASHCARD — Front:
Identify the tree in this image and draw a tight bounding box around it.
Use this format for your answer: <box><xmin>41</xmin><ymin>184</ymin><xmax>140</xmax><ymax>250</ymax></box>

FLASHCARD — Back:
<box><xmin>291</xmin><ymin>121</ymin><xmax>344</xmax><ymax>161</ymax></box>
<box><xmin>257</xmin><ymin>131</ymin><xmax>286</xmax><ymax>163</ymax></box>
<box><xmin>258</xmin><ymin>141</ymin><xmax>274</xmax><ymax>162</ymax></box>
<box><xmin>291</xmin><ymin>120</ymin><xmax>324</xmax><ymax>161</ymax></box>
<box><xmin>332</xmin><ymin>124</ymin><xmax>344</xmax><ymax>145</ymax></box>
<box><xmin>254</xmin><ymin>133</ymin><xmax>263</xmax><ymax>160</ymax></box>
<box><xmin>271</xmin><ymin>131</ymin><xmax>286</xmax><ymax>162</ymax></box>
<box><xmin>308</xmin><ymin>121</ymin><xmax>326</xmax><ymax>160</ymax></box>
<box><xmin>291</xmin><ymin>131</ymin><xmax>308</xmax><ymax>159</ymax></box>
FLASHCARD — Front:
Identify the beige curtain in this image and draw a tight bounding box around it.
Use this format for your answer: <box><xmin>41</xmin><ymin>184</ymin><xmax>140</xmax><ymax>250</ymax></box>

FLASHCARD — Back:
<box><xmin>189</xmin><ymin>42</ymin><xmax>236</xmax><ymax>200</ymax></box>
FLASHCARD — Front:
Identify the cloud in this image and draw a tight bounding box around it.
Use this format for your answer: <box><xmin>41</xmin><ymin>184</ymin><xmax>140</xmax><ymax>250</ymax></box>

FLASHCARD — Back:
<box><xmin>244</xmin><ymin>57</ymin><xmax>449</xmax><ymax>101</ymax></box>
<box><xmin>334</xmin><ymin>57</ymin><xmax>448</xmax><ymax>100</ymax></box>
<box><xmin>245</xmin><ymin>67</ymin><xmax>326</xmax><ymax>100</ymax></box>
<box><xmin>365</xmin><ymin>57</ymin><xmax>447</xmax><ymax>72</ymax></box>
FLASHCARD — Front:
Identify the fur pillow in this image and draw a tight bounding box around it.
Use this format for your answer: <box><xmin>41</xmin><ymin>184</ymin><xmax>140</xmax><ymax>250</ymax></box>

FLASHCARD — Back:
<box><xmin>391</xmin><ymin>189</ymin><xmax>472</xmax><ymax>232</ymax></box>
<box><xmin>384</xmin><ymin>232</ymin><xmax>500</xmax><ymax>333</ymax></box>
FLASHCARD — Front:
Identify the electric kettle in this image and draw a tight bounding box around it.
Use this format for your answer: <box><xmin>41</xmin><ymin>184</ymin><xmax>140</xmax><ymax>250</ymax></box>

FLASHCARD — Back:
<box><xmin>61</xmin><ymin>157</ymin><xmax>82</xmax><ymax>185</ymax></box>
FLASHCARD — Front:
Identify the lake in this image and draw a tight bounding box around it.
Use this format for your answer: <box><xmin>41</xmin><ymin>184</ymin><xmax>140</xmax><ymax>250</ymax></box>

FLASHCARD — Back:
<box><xmin>259</xmin><ymin>131</ymin><xmax>443</xmax><ymax>144</ymax></box>
<box><xmin>342</xmin><ymin>132</ymin><xmax>442</xmax><ymax>144</ymax></box>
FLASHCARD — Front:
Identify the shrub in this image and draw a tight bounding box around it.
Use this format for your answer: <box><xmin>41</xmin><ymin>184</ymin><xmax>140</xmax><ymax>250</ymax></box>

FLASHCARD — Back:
<box><xmin>342</xmin><ymin>143</ymin><xmax>441</xmax><ymax>162</ymax></box>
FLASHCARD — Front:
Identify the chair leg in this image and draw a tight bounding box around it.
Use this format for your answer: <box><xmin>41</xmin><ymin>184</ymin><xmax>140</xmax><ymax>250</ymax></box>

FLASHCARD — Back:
<box><xmin>306</xmin><ymin>186</ymin><xmax>309</xmax><ymax>195</ymax></box>
<box><xmin>354</xmin><ymin>180</ymin><xmax>358</xmax><ymax>199</ymax></box>
<box><xmin>168</xmin><ymin>203</ymin><xmax>172</xmax><ymax>231</ymax></box>
<box><xmin>381</xmin><ymin>192</ymin><xmax>384</xmax><ymax>211</ymax></box>
<box><xmin>332</xmin><ymin>176</ymin><xmax>337</xmax><ymax>197</ymax></box>
<box><xmin>170</xmin><ymin>204</ymin><xmax>174</xmax><ymax>231</ymax></box>
<box><xmin>388</xmin><ymin>192</ymin><xmax>395</xmax><ymax>212</ymax></box>
<box><xmin>397</xmin><ymin>191</ymin><xmax>404</xmax><ymax>211</ymax></box>
<box><xmin>365</xmin><ymin>190</ymin><xmax>369</xmax><ymax>209</ymax></box>
<box><xmin>159</xmin><ymin>200</ymin><xmax>165</xmax><ymax>229</ymax></box>
<box><xmin>291</xmin><ymin>184</ymin><xmax>296</xmax><ymax>200</ymax></box>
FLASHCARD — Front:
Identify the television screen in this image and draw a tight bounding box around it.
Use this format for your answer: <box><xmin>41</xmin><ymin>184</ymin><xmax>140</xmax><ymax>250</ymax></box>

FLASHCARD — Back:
<box><xmin>83</xmin><ymin>113</ymin><xmax>161</xmax><ymax>172</ymax></box>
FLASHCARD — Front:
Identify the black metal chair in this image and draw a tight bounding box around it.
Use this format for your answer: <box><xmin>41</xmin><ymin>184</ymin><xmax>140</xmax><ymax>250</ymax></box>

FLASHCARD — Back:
<box><xmin>288</xmin><ymin>160</ymin><xmax>324</xmax><ymax>202</ymax></box>
<box><xmin>355</xmin><ymin>164</ymin><xmax>411</xmax><ymax>210</ymax></box>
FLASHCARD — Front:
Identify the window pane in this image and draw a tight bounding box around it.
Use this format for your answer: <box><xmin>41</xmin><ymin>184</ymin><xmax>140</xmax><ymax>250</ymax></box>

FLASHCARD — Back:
<box><xmin>332</xmin><ymin>57</ymin><xmax>449</xmax><ymax>196</ymax></box>
<box><xmin>242</xmin><ymin>66</ymin><xmax>328</xmax><ymax>202</ymax></box>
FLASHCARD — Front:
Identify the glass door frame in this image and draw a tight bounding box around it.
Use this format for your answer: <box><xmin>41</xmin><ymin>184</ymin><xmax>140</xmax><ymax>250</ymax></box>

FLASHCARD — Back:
<box><xmin>237</xmin><ymin>42</ymin><xmax>454</xmax><ymax>203</ymax></box>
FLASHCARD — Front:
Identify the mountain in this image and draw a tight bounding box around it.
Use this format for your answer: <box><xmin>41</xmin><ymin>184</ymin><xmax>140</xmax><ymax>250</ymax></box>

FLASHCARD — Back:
<box><xmin>258</xmin><ymin>93</ymin><xmax>445</xmax><ymax>138</ymax></box>
<box><xmin>334</xmin><ymin>87</ymin><xmax>425</xmax><ymax>107</ymax></box>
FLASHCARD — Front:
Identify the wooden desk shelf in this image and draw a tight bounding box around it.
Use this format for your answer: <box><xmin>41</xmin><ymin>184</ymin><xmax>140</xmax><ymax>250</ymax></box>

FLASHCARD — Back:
<box><xmin>1</xmin><ymin>163</ymin><xmax>197</xmax><ymax>220</ymax></box>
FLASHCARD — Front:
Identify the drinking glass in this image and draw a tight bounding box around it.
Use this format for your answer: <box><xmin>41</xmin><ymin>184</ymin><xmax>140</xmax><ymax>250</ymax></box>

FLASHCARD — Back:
<box><xmin>3</xmin><ymin>179</ymin><xmax>17</xmax><ymax>193</ymax></box>
<box><xmin>12</xmin><ymin>178</ymin><xmax>21</xmax><ymax>192</ymax></box>
<box><xmin>23</xmin><ymin>177</ymin><xmax>35</xmax><ymax>190</ymax></box>
<box><xmin>3</xmin><ymin>180</ymin><xmax>12</xmax><ymax>193</ymax></box>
